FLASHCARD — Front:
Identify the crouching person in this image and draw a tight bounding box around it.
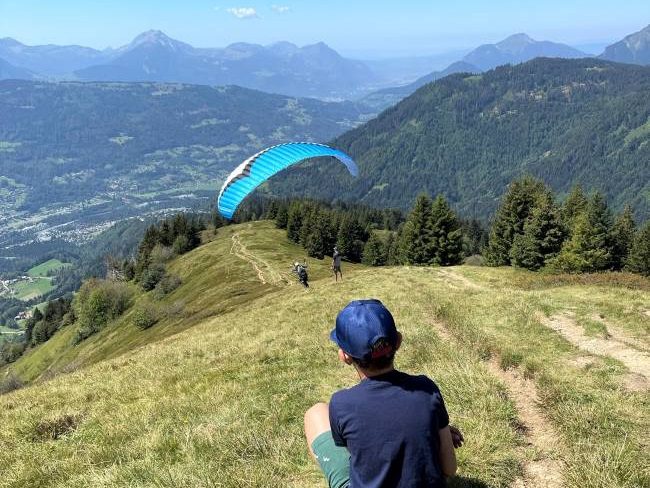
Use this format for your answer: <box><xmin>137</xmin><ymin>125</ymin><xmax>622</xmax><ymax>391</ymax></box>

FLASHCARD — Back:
<box><xmin>304</xmin><ymin>299</ymin><xmax>462</xmax><ymax>487</ymax></box>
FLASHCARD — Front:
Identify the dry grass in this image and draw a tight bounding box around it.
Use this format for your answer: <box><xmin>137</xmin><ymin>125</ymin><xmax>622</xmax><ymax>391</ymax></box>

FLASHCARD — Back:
<box><xmin>0</xmin><ymin>222</ymin><xmax>648</xmax><ymax>487</ymax></box>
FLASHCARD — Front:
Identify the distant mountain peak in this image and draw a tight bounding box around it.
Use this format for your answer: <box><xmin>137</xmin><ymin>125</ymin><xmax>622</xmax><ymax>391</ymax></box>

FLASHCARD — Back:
<box><xmin>497</xmin><ymin>33</ymin><xmax>535</xmax><ymax>51</ymax></box>
<box><xmin>463</xmin><ymin>33</ymin><xmax>585</xmax><ymax>70</ymax></box>
<box><xmin>0</xmin><ymin>37</ymin><xmax>23</xmax><ymax>47</ymax></box>
<box><xmin>126</xmin><ymin>30</ymin><xmax>191</xmax><ymax>52</ymax></box>
<box><xmin>600</xmin><ymin>24</ymin><xmax>650</xmax><ymax>65</ymax></box>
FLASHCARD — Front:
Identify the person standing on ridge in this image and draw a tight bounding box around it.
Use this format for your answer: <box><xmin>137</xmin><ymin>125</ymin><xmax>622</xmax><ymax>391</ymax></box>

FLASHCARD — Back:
<box><xmin>332</xmin><ymin>246</ymin><xmax>343</xmax><ymax>282</ymax></box>
<box><xmin>304</xmin><ymin>299</ymin><xmax>463</xmax><ymax>488</ymax></box>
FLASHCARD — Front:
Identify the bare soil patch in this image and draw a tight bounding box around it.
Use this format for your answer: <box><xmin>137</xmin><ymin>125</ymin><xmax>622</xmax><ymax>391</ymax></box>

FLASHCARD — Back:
<box><xmin>230</xmin><ymin>233</ymin><xmax>288</xmax><ymax>286</ymax></box>
<box><xmin>538</xmin><ymin>313</ymin><xmax>650</xmax><ymax>382</ymax></box>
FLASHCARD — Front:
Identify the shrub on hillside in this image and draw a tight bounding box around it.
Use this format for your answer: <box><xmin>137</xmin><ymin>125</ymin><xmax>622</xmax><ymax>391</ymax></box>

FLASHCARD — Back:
<box><xmin>140</xmin><ymin>263</ymin><xmax>166</xmax><ymax>292</ymax></box>
<box><xmin>153</xmin><ymin>274</ymin><xmax>182</xmax><ymax>299</ymax></box>
<box><xmin>72</xmin><ymin>279</ymin><xmax>134</xmax><ymax>344</ymax></box>
<box><xmin>132</xmin><ymin>304</ymin><xmax>159</xmax><ymax>330</ymax></box>
<box><xmin>149</xmin><ymin>244</ymin><xmax>174</xmax><ymax>264</ymax></box>
<box><xmin>0</xmin><ymin>371</ymin><xmax>24</xmax><ymax>395</ymax></box>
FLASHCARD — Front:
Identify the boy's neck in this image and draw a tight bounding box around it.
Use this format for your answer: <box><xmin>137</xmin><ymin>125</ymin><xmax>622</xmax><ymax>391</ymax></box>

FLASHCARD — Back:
<box><xmin>355</xmin><ymin>365</ymin><xmax>395</xmax><ymax>380</ymax></box>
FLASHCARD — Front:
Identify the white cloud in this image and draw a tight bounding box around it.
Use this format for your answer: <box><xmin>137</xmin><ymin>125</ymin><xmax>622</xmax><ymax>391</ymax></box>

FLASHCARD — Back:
<box><xmin>226</xmin><ymin>7</ymin><xmax>258</xmax><ymax>19</ymax></box>
<box><xmin>272</xmin><ymin>5</ymin><xmax>290</xmax><ymax>14</ymax></box>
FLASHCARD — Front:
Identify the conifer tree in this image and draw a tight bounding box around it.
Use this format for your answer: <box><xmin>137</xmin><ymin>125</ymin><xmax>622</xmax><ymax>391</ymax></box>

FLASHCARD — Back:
<box><xmin>550</xmin><ymin>192</ymin><xmax>613</xmax><ymax>272</ymax></box>
<box><xmin>429</xmin><ymin>195</ymin><xmax>463</xmax><ymax>266</ymax></box>
<box><xmin>275</xmin><ymin>204</ymin><xmax>288</xmax><ymax>229</ymax></box>
<box><xmin>362</xmin><ymin>232</ymin><xmax>388</xmax><ymax>266</ymax></box>
<box><xmin>610</xmin><ymin>205</ymin><xmax>636</xmax><ymax>271</ymax></box>
<box><xmin>561</xmin><ymin>184</ymin><xmax>588</xmax><ymax>231</ymax></box>
<box><xmin>397</xmin><ymin>194</ymin><xmax>434</xmax><ymax>265</ymax></box>
<box><xmin>486</xmin><ymin>176</ymin><xmax>548</xmax><ymax>266</ymax></box>
<box><xmin>286</xmin><ymin>202</ymin><xmax>303</xmax><ymax>243</ymax></box>
<box><xmin>337</xmin><ymin>215</ymin><xmax>366</xmax><ymax>262</ymax></box>
<box><xmin>625</xmin><ymin>222</ymin><xmax>650</xmax><ymax>277</ymax></box>
<box><xmin>510</xmin><ymin>196</ymin><xmax>565</xmax><ymax>270</ymax></box>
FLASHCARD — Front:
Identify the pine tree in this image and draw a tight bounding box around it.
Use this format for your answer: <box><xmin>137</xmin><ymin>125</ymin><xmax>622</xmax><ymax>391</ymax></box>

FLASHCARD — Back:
<box><xmin>397</xmin><ymin>194</ymin><xmax>434</xmax><ymax>265</ymax></box>
<box><xmin>626</xmin><ymin>222</ymin><xmax>650</xmax><ymax>276</ymax></box>
<box><xmin>385</xmin><ymin>231</ymin><xmax>399</xmax><ymax>265</ymax></box>
<box><xmin>286</xmin><ymin>202</ymin><xmax>303</xmax><ymax>243</ymax></box>
<box><xmin>561</xmin><ymin>184</ymin><xmax>588</xmax><ymax>231</ymax></box>
<box><xmin>550</xmin><ymin>192</ymin><xmax>613</xmax><ymax>272</ymax></box>
<box><xmin>275</xmin><ymin>204</ymin><xmax>288</xmax><ymax>229</ymax></box>
<box><xmin>510</xmin><ymin>196</ymin><xmax>566</xmax><ymax>270</ymax></box>
<box><xmin>486</xmin><ymin>176</ymin><xmax>549</xmax><ymax>266</ymax></box>
<box><xmin>337</xmin><ymin>215</ymin><xmax>366</xmax><ymax>262</ymax></box>
<box><xmin>429</xmin><ymin>195</ymin><xmax>463</xmax><ymax>266</ymax></box>
<box><xmin>610</xmin><ymin>205</ymin><xmax>636</xmax><ymax>271</ymax></box>
<box><xmin>362</xmin><ymin>232</ymin><xmax>388</xmax><ymax>266</ymax></box>
<box><xmin>304</xmin><ymin>209</ymin><xmax>335</xmax><ymax>259</ymax></box>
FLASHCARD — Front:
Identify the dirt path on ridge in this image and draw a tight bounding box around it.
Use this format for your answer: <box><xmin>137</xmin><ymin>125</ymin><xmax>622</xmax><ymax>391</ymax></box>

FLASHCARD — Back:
<box><xmin>436</xmin><ymin>268</ymin><xmax>484</xmax><ymax>290</ymax></box>
<box><xmin>537</xmin><ymin>313</ymin><xmax>650</xmax><ymax>382</ymax></box>
<box><xmin>428</xmin><ymin>318</ymin><xmax>564</xmax><ymax>488</ymax></box>
<box><xmin>485</xmin><ymin>359</ymin><xmax>565</xmax><ymax>488</ymax></box>
<box><xmin>230</xmin><ymin>233</ymin><xmax>287</xmax><ymax>286</ymax></box>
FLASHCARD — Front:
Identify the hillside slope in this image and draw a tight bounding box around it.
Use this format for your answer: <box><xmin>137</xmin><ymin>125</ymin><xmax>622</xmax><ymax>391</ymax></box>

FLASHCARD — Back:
<box><xmin>1</xmin><ymin>221</ymin><xmax>648</xmax><ymax>487</ymax></box>
<box><xmin>269</xmin><ymin>58</ymin><xmax>650</xmax><ymax>221</ymax></box>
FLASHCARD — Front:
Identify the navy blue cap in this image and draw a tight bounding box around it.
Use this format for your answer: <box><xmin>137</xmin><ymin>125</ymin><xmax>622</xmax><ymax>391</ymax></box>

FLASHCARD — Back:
<box><xmin>330</xmin><ymin>299</ymin><xmax>398</xmax><ymax>360</ymax></box>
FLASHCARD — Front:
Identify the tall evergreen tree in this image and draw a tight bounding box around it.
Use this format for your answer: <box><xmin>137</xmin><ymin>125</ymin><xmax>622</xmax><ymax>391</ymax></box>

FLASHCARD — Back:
<box><xmin>337</xmin><ymin>215</ymin><xmax>366</xmax><ymax>262</ymax></box>
<box><xmin>486</xmin><ymin>176</ymin><xmax>549</xmax><ymax>266</ymax></box>
<box><xmin>397</xmin><ymin>194</ymin><xmax>434</xmax><ymax>265</ymax></box>
<box><xmin>550</xmin><ymin>192</ymin><xmax>613</xmax><ymax>272</ymax></box>
<box><xmin>510</xmin><ymin>196</ymin><xmax>566</xmax><ymax>270</ymax></box>
<box><xmin>286</xmin><ymin>202</ymin><xmax>304</xmax><ymax>243</ymax></box>
<box><xmin>429</xmin><ymin>195</ymin><xmax>463</xmax><ymax>266</ymax></box>
<box><xmin>362</xmin><ymin>232</ymin><xmax>388</xmax><ymax>266</ymax></box>
<box><xmin>561</xmin><ymin>184</ymin><xmax>589</xmax><ymax>231</ymax></box>
<box><xmin>610</xmin><ymin>205</ymin><xmax>636</xmax><ymax>271</ymax></box>
<box><xmin>625</xmin><ymin>222</ymin><xmax>650</xmax><ymax>277</ymax></box>
<box><xmin>275</xmin><ymin>204</ymin><xmax>289</xmax><ymax>229</ymax></box>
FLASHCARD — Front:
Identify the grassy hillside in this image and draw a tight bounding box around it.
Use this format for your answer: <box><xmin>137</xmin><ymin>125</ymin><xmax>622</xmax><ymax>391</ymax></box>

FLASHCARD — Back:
<box><xmin>1</xmin><ymin>221</ymin><xmax>649</xmax><ymax>487</ymax></box>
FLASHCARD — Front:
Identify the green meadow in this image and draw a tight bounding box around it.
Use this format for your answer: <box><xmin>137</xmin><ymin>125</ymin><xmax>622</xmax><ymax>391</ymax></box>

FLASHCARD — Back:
<box><xmin>1</xmin><ymin>222</ymin><xmax>648</xmax><ymax>488</ymax></box>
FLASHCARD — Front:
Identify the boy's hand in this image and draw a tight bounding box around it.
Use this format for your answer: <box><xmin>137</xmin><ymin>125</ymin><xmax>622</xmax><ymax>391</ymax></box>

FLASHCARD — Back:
<box><xmin>449</xmin><ymin>425</ymin><xmax>464</xmax><ymax>448</ymax></box>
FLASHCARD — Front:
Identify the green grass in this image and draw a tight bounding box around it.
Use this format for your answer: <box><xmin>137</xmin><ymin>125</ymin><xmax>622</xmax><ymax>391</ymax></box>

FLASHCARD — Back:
<box><xmin>27</xmin><ymin>259</ymin><xmax>69</xmax><ymax>277</ymax></box>
<box><xmin>11</xmin><ymin>277</ymin><xmax>54</xmax><ymax>301</ymax></box>
<box><xmin>1</xmin><ymin>222</ymin><xmax>648</xmax><ymax>487</ymax></box>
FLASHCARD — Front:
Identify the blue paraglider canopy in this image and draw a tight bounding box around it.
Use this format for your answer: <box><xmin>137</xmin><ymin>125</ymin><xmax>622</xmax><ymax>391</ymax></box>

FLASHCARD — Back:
<box><xmin>217</xmin><ymin>142</ymin><xmax>358</xmax><ymax>219</ymax></box>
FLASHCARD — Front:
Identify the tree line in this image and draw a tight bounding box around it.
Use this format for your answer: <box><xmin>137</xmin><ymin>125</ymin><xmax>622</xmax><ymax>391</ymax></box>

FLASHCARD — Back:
<box><xmin>258</xmin><ymin>196</ymin><xmax>486</xmax><ymax>267</ymax></box>
<box><xmin>486</xmin><ymin>176</ymin><xmax>649</xmax><ymax>275</ymax></box>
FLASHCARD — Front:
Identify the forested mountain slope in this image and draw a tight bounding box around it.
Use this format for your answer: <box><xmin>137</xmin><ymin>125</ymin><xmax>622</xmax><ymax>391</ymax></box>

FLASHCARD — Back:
<box><xmin>269</xmin><ymin>58</ymin><xmax>650</xmax><ymax>221</ymax></box>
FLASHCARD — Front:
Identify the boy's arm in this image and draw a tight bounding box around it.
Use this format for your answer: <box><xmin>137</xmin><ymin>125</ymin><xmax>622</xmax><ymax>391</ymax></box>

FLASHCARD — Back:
<box><xmin>438</xmin><ymin>426</ymin><xmax>458</xmax><ymax>477</ymax></box>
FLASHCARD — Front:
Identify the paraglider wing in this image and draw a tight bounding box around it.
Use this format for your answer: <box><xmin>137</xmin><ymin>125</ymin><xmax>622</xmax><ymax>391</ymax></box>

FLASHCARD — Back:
<box><xmin>217</xmin><ymin>142</ymin><xmax>358</xmax><ymax>219</ymax></box>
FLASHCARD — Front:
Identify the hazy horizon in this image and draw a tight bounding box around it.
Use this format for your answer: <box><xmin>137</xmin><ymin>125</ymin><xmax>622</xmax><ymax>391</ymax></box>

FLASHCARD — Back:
<box><xmin>0</xmin><ymin>1</ymin><xmax>648</xmax><ymax>59</ymax></box>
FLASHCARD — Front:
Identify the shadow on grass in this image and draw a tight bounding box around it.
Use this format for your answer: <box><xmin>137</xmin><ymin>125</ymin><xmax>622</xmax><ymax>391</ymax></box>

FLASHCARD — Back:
<box><xmin>448</xmin><ymin>476</ymin><xmax>491</xmax><ymax>488</ymax></box>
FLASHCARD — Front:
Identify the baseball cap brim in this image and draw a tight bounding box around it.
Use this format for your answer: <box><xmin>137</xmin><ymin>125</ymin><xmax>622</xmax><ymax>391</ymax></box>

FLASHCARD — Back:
<box><xmin>329</xmin><ymin>328</ymin><xmax>339</xmax><ymax>345</ymax></box>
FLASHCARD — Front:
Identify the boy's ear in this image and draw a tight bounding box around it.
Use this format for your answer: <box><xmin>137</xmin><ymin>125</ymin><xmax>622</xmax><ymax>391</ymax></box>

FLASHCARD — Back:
<box><xmin>338</xmin><ymin>348</ymin><xmax>354</xmax><ymax>365</ymax></box>
<box><xmin>395</xmin><ymin>332</ymin><xmax>403</xmax><ymax>351</ymax></box>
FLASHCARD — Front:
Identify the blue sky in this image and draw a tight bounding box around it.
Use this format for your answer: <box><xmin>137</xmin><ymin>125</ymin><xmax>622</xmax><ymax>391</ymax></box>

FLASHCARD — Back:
<box><xmin>1</xmin><ymin>0</ymin><xmax>648</xmax><ymax>58</ymax></box>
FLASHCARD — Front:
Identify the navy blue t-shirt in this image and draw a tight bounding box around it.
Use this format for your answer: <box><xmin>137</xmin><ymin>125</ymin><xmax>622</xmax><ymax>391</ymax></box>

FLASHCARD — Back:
<box><xmin>329</xmin><ymin>370</ymin><xmax>449</xmax><ymax>488</ymax></box>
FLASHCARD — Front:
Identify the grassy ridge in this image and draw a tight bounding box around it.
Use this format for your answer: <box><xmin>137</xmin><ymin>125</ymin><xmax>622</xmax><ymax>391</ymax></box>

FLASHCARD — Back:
<box><xmin>1</xmin><ymin>222</ymin><xmax>648</xmax><ymax>487</ymax></box>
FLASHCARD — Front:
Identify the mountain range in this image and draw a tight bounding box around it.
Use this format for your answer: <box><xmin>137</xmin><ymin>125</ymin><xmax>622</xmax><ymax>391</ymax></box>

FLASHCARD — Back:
<box><xmin>2</xmin><ymin>26</ymin><xmax>649</xmax><ymax>102</ymax></box>
<box><xmin>0</xmin><ymin>31</ymin><xmax>378</xmax><ymax>99</ymax></box>
<box><xmin>361</xmin><ymin>33</ymin><xmax>587</xmax><ymax>111</ymax></box>
<box><xmin>267</xmin><ymin>58</ymin><xmax>650</xmax><ymax>221</ymax></box>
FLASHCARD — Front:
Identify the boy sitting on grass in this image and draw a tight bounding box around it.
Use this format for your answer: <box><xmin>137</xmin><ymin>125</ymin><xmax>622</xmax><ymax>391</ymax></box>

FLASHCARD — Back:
<box><xmin>304</xmin><ymin>299</ymin><xmax>463</xmax><ymax>488</ymax></box>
